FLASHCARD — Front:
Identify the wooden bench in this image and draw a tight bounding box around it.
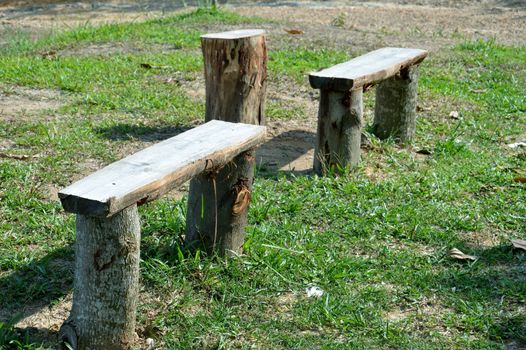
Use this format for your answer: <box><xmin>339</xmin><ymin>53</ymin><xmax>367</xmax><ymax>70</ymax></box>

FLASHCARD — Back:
<box><xmin>57</xmin><ymin>120</ymin><xmax>266</xmax><ymax>350</ymax></box>
<box><xmin>309</xmin><ymin>47</ymin><xmax>428</xmax><ymax>173</ymax></box>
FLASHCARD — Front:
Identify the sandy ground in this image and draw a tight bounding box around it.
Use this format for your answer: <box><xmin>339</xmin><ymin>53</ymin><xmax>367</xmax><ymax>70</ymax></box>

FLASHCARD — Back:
<box><xmin>1</xmin><ymin>0</ymin><xmax>525</xmax><ymax>347</ymax></box>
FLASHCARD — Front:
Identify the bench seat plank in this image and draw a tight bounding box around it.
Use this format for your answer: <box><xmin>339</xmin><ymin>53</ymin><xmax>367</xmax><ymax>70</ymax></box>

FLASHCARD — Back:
<box><xmin>59</xmin><ymin>120</ymin><xmax>266</xmax><ymax>217</ymax></box>
<box><xmin>309</xmin><ymin>47</ymin><xmax>428</xmax><ymax>91</ymax></box>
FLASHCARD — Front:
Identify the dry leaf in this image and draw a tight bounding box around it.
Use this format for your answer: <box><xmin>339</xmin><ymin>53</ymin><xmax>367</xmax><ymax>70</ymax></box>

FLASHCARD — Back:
<box><xmin>140</xmin><ymin>63</ymin><xmax>169</xmax><ymax>69</ymax></box>
<box><xmin>449</xmin><ymin>111</ymin><xmax>460</xmax><ymax>119</ymax></box>
<box><xmin>416</xmin><ymin>149</ymin><xmax>432</xmax><ymax>155</ymax></box>
<box><xmin>416</xmin><ymin>105</ymin><xmax>431</xmax><ymax>112</ymax></box>
<box><xmin>232</xmin><ymin>187</ymin><xmax>251</xmax><ymax>215</ymax></box>
<box><xmin>0</xmin><ymin>153</ymin><xmax>30</xmax><ymax>160</ymax></box>
<box><xmin>284</xmin><ymin>28</ymin><xmax>304</xmax><ymax>35</ymax></box>
<box><xmin>449</xmin><ymin>248</ymin><xmax>477</xmax><ymax>261</ymax></box>
<box><xmin>41</xmin><ymin>50</ymin><xmax>57</xmax><ymax>59</ymax></box>
<box><xmin>511</xmin><ymin>239</ymin><xmax>526</xmax><ymax>251</ymax></box>
<box><xmin>513</xmin><ymin>177</ymin><xmax>526</xmax><ymax>183</ymax></box>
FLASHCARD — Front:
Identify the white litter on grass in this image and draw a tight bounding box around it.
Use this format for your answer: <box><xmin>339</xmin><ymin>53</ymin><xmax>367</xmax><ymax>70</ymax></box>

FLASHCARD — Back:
<box><xmin>146</xmin><ymin>338</ymin><xmax>155</xmax><ymax>349</ymax></box>
<box><xmin>306</xmin><ymin>286</ymin><xmax>324</xmax><ymax>298</ymax></box>
<box><xmin>508</xmin><ymin>142</ymin><xmax>526</xmax><ymax>149</ymax></box>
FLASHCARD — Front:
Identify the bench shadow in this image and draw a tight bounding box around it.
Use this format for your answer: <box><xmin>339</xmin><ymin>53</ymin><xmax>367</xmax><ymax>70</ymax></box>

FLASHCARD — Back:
<box><xmin>95</xmin><ymin>123</ymin><xmax>193</xmax><ymax>142</ymax></box>
<box><xmin>0</xmin><ymin>245</ymin><xmax>74</xmax><ymax>348</ymax></box>
<box><xmin>95</xmin><ymin>123</ymin><xmax>316</xmax><ymax>177</ymax></box>
<box><xmin>256</xmin><ymin>129</ymin><xmax>315</xmax><ymax>178</ymax></box>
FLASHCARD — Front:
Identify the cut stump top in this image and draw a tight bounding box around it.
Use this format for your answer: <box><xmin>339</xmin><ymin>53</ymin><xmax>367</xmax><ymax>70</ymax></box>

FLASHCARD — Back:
<box><xmin>59</xmin><ymin>120</ymin><xmax>266</xmax><ymax>218</ymax></box>
<box><xmin>309</xmin><ymin>47</ymin><xmax>428</xmax><ymax>92</ymax></box>
<box><xmin>201</xmin><ymin>29</ymin><xmax>266</xmax><ymax>40</ymax></box>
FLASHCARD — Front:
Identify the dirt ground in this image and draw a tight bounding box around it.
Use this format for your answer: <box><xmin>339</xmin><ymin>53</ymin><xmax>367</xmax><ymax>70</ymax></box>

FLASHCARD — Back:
<box><xmin>1</xmin><ymin>0</ymin><xmax>525</xmax><ymax>345</ymax></box>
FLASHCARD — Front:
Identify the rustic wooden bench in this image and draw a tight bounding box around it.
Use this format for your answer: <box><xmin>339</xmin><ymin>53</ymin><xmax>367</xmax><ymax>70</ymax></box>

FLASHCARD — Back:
<box><xmin>57</xmin><ymin>120</ymin><xmax>266</xmax><ymax>350</ymax></box>
<box><xmin>309</xmin><ymin>47</ymin><xmax>428</xmax><ymax>173</ymax></box>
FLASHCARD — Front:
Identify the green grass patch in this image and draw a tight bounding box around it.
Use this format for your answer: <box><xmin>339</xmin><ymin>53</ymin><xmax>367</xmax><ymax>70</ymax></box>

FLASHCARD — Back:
<box><xmin>0</xmin><ymin>8</ymin><xmax>525</xmax><ymax>350</ymax></box>
<box><xmin>269</xmin><ymin>48</ymin><xmax>350</xmax><ymax>82</ymax></box>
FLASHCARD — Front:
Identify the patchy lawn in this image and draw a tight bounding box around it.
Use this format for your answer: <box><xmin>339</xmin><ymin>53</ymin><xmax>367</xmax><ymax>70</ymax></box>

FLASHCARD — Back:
<box><xmin>0</xmin><ymin>3</ymin><xmax>525</xmax><ymax>349</ymax></box>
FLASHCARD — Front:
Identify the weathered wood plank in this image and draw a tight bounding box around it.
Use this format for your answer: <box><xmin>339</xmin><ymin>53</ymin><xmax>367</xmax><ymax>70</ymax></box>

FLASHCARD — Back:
<box><xmin>309</xmin><ymin>47</ymin><xmax>428</xmax><ymax>91</ymax></box>
<box><xmin>59</xmin><ymin>120</ymin><xmax>266</xmax><ymax>217</ymax></box>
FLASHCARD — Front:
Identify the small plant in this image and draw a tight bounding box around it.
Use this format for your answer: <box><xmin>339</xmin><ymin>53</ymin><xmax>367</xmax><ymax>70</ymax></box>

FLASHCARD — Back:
<box><xmin>331</xmin><ymin>13</ymin><xmax>347</xmax><ymax>28</ymax></box>
<box><xmin>0</xmin><ymin>322</ymin><xmax>34</xmax><ymax>350</ymax></box>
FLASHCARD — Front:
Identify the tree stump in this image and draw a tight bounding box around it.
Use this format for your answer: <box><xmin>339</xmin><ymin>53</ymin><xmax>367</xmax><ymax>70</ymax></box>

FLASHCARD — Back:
<box><xmin>201</xmin><ymin>29</ymin><xmax>267</xmax><ymax>124</ymax></box>
<box><xmin>373</xmin><ymin>65</ymin><xmax>419</xmax><ymax>142</ymax></box>
<box><xmin>59</xmin><ymin>205</ymin><xmax>140</xmax><ymax>350</ymax></box>
<box><xmin>186</xmin><ymin>29</ymin><xmax>267</xmax><ymax>256</ymax></box>
<box><xmin>313</xmin><ymin>88</ymin><xmax>363</xmax><ymax>174</ymax></box>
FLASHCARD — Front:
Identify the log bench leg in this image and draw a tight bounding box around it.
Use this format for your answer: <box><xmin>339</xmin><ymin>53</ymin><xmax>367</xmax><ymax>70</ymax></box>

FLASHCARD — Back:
<box><xmin>185</xmin><ymin>150</ymin><xmax>255</xmax><ymax>256</ymax></box>
<box><xmin>59</xmin><ymin>204</ymin><xmax>141</xmax><ymax>350</ymax></box>
<box><xmin>314</xmin><ymin>88</ymin><xmax>363</xmax><ymax>174</ymax></box>
<box><xmin>373</xmin><ymin>65</ymin><xmax>419</xmax><ymax>142</ymax></box>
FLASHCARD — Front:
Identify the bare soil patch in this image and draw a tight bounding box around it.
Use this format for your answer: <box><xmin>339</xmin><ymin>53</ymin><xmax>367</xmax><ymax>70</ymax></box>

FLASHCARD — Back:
<box><xmin>0</xmin><ymin>86</ymin><xmax>65</xmax><ymax>120</ymax></box>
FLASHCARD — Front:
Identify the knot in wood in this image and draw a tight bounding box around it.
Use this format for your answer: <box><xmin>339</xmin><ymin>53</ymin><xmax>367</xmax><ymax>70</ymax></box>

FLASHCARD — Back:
<box><xmin>232</xmin><ymin>177</ymin><xmax>251</xmax><ymax>216</ymax></box>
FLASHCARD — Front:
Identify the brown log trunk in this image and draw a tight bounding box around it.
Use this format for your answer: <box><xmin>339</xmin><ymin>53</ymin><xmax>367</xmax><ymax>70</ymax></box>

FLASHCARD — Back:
<box><xmin>186</xmin><ymin>30</ymin><xmax>267</xmax><ymax>256</ymax></box>
<box><xmin>185</xmin><ymin>150</ymin><xmax>255</xmax><ymax>256</ymax></box>
<box><xmin>373</xmin><ymin>65</ymin><xmax>419</xmax><ymax>142</ymax></box>
<box><xmin>314</xmin><ymin>88</ymin><xmax>363</xmax><ymax>174</ymax></box>
<box><xmin>201</xmin><ymin>29</ymin><xmax>267</xmax><ymax>125</ymax></box>
<box><xmin>59</xmin><ymin>205</ymin><xmax>140</xmax><ymax>350</ymax></box>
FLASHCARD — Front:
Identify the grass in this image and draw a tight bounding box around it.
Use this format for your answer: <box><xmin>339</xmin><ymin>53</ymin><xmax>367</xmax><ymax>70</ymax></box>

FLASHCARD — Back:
<box><xmin>1</xmin><ymin>6</ymin><xmax>525</xmax><ymax>350</ymax></box>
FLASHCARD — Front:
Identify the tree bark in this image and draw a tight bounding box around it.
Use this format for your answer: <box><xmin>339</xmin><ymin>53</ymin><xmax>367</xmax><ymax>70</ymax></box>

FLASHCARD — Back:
<box><xmin>185</xmin><ymin>150</ymin><xmax>255</xmax><ymax>256</ymax></box>
<box><xmin>60</xmin><ymin>205</ymin><xmax>140</xmax><ymax>350</ymax></box>
<box><xmin>186</xmin><ymin>30</ymin><xmax>266</xmax><ymax>255</ymax></box>
<box><xmin>314</xmin><ymin>88</ymin><xmax>363</xmax><ymax>174</ymax></box>
<box><xmin>373</xmin><ymin>65</ymin><xmax>419</xmax><ymax>142</ymax></box>
<box><xmin>201</xmin><ymin>30</ymin><xmax>267</xmax><ymax>125</ymax></box>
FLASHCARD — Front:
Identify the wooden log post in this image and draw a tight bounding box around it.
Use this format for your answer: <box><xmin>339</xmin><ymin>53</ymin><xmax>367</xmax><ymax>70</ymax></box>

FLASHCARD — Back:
<box><xmin>373</xmin><ymin>65</ymin><xmax>419</xmax><ymax>142</ymax></box>
<box><xmin>185</xmin><ymin>150</ymin><xmax>255</xmax><ymax>255</ymax></box>
<box><xmin>59</xmin><ymin>205</ymin><xmax>140</xmax><ymax>350</ymax></box>
<box><xmin>313</xmin><ymin>88</ymin><xmax>363</xmax><ymax>174</ymax></box>
<box><xmin>185</xmin><ymin>29</ymin><xmax>267</xmax><ymax>256</ymax></box>
<box><xmin>201</xmin><ymin>29</ymin><xmax>267</xmax><ymax>125</ymax></box>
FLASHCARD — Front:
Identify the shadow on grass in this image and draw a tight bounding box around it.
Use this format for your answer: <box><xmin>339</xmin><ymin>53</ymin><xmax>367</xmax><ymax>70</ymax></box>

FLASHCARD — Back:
<box><xmin>256</xmin><ymin>129</ymin><xmax>315</xmax><ymax>178</ymax></box>
<box><xmin>95</xmin><ymin>123</ymin><xmax>193</xmax><ymax>142</ymax></box>
<box><xmin>432</xmin><ymin>243</ymin><xmax>526</xmax><ymax>347</ymax></box>
<box><xmin>0</xmin><ymin>245</ymin><xmax>74</xmax><ymax>348</ymax></box>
